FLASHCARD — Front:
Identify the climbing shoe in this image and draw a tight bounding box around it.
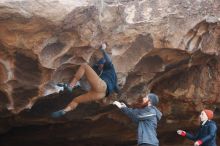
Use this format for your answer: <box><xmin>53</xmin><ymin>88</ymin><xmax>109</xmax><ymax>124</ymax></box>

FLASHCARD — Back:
<box><xmin>51</xmin><ymin>109</ymin><xmax>66</xmax><ymax>118</ymax></box>
<box><xmin>57</xmin><ymin>83</ymin><xmax>73</xmax><ymax>93</ymax></box>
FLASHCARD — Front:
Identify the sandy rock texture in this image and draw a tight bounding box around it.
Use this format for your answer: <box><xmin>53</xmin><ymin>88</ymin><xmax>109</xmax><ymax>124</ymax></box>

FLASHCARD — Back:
<box><xmin>0</xmin><ymin>0</ymin><xmax>220</xmax><ymax>146</ymax></box>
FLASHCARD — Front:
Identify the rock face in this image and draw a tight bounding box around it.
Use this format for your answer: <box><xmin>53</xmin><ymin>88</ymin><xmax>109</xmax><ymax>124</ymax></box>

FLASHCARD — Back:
<box><xmin>0</xmin><ymin>0</ymin><xmax>220</xmax><ymax>146</ymax></box>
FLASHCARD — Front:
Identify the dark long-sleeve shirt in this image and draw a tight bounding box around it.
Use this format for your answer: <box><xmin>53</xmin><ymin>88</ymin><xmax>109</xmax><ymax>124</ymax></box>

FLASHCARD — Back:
<box><xmin>93</xmin><ymin>49</ymin><xmax>119</xmax><ymax>96</ymax></box>
<box><xmin>186</xmin><ymin>120</ymin><xmax>217</xmax><ymax>146</ymax></box>
<box><xmin>121</xmin><ymin>106</ymin><xmax>162</xmax><ymax>146</ymax></box>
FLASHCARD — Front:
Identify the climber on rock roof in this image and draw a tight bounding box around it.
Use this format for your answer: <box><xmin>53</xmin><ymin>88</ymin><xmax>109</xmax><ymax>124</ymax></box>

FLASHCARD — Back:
<box><xmin>51</xmin><ymin>43</ymin><xmax>119</xmax><ymax>118</ymax></box>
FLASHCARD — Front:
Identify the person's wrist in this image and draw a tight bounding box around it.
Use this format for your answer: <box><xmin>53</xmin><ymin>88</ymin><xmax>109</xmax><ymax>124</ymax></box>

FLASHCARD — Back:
<box><xmin>113</xmin><ymin>101</ymin><xmax>122</xmax><ymax>108</ymax></box>
<box><xmin>196</xmin><ymin>140</ymin><xmax>203</xmax><ymax>145</ymax></box>
<box><xmin>181</xmin><ymin>131</ymin><xmax>186</xmax><ymax>136</ymax></box>
<box><xmin>177</xmin><ymin>130</ymin><xmax>186</xmax><ymax>136</ymax></box>
<box><xmin>120</xmin><ymin>102</ymin><xmax>127</xmax><ymax>108</ymax></box>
